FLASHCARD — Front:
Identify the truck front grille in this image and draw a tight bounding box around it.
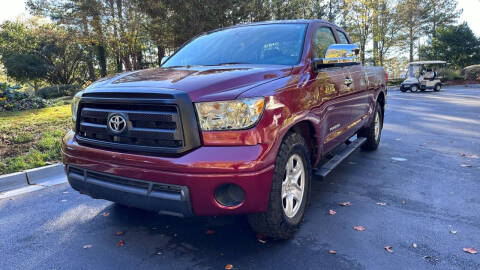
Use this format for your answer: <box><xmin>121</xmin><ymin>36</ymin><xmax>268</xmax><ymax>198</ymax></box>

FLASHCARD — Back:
<box><xmin>75</xmin><ymin>90</ymin><xmax>201</xmax><ymax>155</ymax></box>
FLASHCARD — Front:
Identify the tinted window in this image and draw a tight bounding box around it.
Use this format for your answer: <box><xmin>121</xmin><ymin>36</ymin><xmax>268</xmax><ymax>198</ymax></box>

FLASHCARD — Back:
<box><xmin>313</xmin><ymin>27</ymin><xmax>337</xmax><ymax>58</ymax></box>
<box><xmin>337</xmin><ymin>31</ymin><xmax>350</xmax><ymax>44</ymax></box>
<box><xmin>163</xmin><ymin>24</ymin><xmax>307</xmax><ymax>67</ymax></box>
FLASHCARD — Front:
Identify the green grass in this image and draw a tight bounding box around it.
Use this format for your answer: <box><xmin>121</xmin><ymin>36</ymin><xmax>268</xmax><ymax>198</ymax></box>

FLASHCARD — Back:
<box><xmin>0</xmin><ymin>103</ymin><xmax>72</xmax><ymax>174</ymax></box>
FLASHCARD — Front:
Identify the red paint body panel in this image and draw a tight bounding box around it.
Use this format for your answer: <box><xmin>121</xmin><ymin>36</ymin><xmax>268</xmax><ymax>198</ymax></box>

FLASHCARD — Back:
<box><xmin>62</xmin><ymin>20</ymin><xmax>387</xmax><ymax>216</ymax></box>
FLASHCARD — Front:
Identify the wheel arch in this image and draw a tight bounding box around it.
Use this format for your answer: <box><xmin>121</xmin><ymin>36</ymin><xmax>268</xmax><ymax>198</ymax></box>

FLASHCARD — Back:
<box><xmin>282</xmin><ymin>120</ymin><xmax>320</xmax><ymax>167</ymax></box>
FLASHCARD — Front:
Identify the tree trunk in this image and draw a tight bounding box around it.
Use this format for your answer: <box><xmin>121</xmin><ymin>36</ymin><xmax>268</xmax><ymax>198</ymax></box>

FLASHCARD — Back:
<box><xmin>96</xmin><ymin>45</ymin><xmax>107</xmax><ymax>77</ymax></box>
<box><xmin>157</xmin><ymin>45</ymin><xmax>165</xmax><ymax>66</ymax></box>
<box><xmin>409</xmin><ymin>27</ymin><xmax>414</xmax><ymax>62</ymax></box>
<box><xmin>81</xmin><ymin>16</ymin><xmax>96</xmax><ymax>81</ymax></box>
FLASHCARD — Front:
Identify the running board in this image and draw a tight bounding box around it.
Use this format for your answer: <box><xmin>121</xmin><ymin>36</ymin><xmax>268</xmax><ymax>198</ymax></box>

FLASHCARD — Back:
<box><xmin>313</xmin><ymin>137</ymin><xmax>367</xmax><ymax>179</ymax></box>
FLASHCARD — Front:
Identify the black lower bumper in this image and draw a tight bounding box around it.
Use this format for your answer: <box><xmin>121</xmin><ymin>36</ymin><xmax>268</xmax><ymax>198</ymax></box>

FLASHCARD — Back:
<box><xmin>66</xmin><ymin>165</ymin><xmax>193</xmax><ymax>217</ymax></box>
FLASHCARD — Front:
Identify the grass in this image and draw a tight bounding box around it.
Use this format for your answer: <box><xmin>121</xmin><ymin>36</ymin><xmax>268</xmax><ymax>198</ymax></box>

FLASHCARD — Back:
<box><xmin>0</xmin><ymin>102</ymin><xmax>72</xmax><ymax>175</ymax></box>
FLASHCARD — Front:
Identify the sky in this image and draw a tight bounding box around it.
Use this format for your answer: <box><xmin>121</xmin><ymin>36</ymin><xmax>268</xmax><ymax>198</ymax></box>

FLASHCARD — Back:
<box><xmin>0</xmin><ymin>0</ymin><xmax>479</xmax><ymax>36</ymax></box>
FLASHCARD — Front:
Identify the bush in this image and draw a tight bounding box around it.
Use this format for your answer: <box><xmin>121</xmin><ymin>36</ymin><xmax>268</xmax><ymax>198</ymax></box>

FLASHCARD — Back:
<box><xmin>0</xmin><ymin>82</ymin><xmax>52</xmax><ymax>112</ymax></box>
<box><xmin>462</xmin><ymin>65</ymin><xmax>480</xmax><ymax>81</ymax></box>
<box><xmin>438</xmin><ymin>68</ymin><xmax>463</xmax><ymax>82</ymax></box>
<box><xmin>37</xmin><ymin>84</ymin><xmax>82</xmax><ymax>99</ymax></box>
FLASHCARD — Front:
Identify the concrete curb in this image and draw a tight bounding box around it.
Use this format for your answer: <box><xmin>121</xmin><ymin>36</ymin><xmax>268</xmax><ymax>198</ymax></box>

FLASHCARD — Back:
<box><xmin>0</xmin><ymin>163</ymin><xmax>67</xmax><ymax>198</ymax></box>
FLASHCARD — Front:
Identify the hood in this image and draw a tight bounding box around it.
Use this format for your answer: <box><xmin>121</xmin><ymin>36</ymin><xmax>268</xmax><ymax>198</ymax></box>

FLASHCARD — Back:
<box><xmin>85</xmin><ymin>65</ymin><xmax>292</xmax><ymax>102</ymax></box>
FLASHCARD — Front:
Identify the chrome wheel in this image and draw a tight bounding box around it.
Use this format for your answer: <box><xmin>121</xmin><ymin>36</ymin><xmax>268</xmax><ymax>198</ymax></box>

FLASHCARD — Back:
<box><xmin>411</xmin><ymin>85</ymin><xmax>418</xmax><ymax>92</ymax></box>
<box><xmin>374</xmin><ymin>111</ymin><xmax>381</xmax><ymax>141</ymax></box>
<box><xmin>281</xmin><ymin>154</ymin><xmax>305</xmax><ymax>218</ymax></box>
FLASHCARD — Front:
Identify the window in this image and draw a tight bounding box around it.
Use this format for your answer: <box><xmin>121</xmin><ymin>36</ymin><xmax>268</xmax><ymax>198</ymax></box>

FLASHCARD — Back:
<box><xmin>163</xmin><ymin>24</ymin><xmax>307</xmax><ymax>67</ymax></box>
<box><xmin>337</xmin><ymin>31</ymin><xmax>350</xmax><ymax>44</ymax></box>
<box><xmin>313</xmin><ymin>27</ymin><xmax>337</xmax><ymax>58</ymax></box>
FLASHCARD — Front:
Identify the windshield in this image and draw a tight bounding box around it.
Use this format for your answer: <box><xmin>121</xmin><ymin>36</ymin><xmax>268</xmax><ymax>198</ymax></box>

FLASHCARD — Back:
<box><xmin>163</xmin><ymin>24</ymin><xmax>307</xmax><ymax>67</ymax></box>
<box><xmin>408</xmin><ymin>65</ymin><xmax>421</xmax><ymax>78</ymax></box>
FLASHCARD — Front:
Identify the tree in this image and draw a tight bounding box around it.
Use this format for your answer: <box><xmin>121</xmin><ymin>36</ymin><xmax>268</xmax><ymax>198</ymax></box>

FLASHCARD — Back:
<box><xmin>397</xmin><ymin>0</ymin><xmax>429</xmax><ymax>62</ymax></box>
<box><xmin>3</xmin><ymin>54</ymin><xmax>48</xmax><ymax>93</ymax></box>
<box><xmin>343</xmin><ymin>0</ymin><xmax>373</xmax><ymax>64</ymax></box>
<box><xmin>420</xmin><ymin>23</ymin><xmax>480</xmax><ymax>69</ymax></box>
<box><xmin>424</xmin><ymin>0</ymin><xmax>462</xmax><ymax>38</ymax></box>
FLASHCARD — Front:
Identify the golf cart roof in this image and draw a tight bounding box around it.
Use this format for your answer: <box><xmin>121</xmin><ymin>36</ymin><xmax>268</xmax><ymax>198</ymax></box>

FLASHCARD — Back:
<box><xmin>409</xmin><ymin>61</ymin><xmax>447</xmax><ymax>66</ymax></box>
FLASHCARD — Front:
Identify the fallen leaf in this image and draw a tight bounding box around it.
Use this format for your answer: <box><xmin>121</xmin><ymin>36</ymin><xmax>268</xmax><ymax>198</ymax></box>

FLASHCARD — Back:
<box><xmin>115</xmin><ymin>231</ymin><xmax>124</xmax><ymax>236</ymax></box>
<box><xmin>391</xmin><ymin>157</ymin><xmax>407</xmax><ymax>162</ymax></box>
<box><xmin>256</xmin><ymin>233</ymin><xmax>267</xmax><ymax>244</ymax></box>
<box><xmin>423</xmin><ymin>255</ymin><xmax>431</xmax><ymax>259</ymax></box>
<box><xmin>205</xmin><ymin>229</ymin><xmax>215</xmax><ymax>235</ymax></box>
<box><xmin>156</xmin><ymin>251</ymin><xmax>163</xmax><ymax>256</ymax></box>
<box><xmin>353</xmin><ymin>226</ymin><xmax>366</xmax><ymax>231</ymax></box>
<box><xmin>117</xmin><ymin>240</ymin><xmax>125</xmax><ymax>247</ymax></box>
<box><xmin>60</xmin><ymin>199</ymin><xmax>67</xmax><ymax>202</ymax></box>
<box><xmin>83</xmin><ymin>244</ymin><xmax>92</xmax><ymax>249</ymax></box>
<box><xmin>329</xmin><ymin>250</ymin><xmax>337</xmax><ymax>254</ymax></box>
<box><xmin>329</xmin><ymin>210</ymin><xmax>336</xmax><ymax>215</ymax></box>
<box><xmin>460</xmin><ymin>153</ymin><xmax>466</xmax><ymax>157</ymax></box>
<box><xmin>413</xmin><ymin>243</ymin><xmax>418</xmax><ymax>248</ymax></box>
<box><xmin>469</xmin><ymin>154</ymin><xmax>478</xmax><ymax>159</ymax></box>
<box><xmin>385</xmin><ymin>246</ymin><xmax>394</xmax><ymax>253</ymax></box>
<box><xmin>339</xmin><ymin>202</ymin><xmax>351</xmax><ymax>207</ymax></box>
<box><xmin>101</xmin><ymin>212</ymin><xmax>110</xmax><ymax>217</ymax></box>
<box><xmin>62</xmin><ymin>191</ymin><xmax>69</xmax><ymax>194</ymax></box>
<box><xmin>461</xmin><ymin>164</ymin><xmax>472</xmax><ymax>168</ymax></box>
<box><xmin>450</xmin><ymin>230</ymin><xmax>457</xmax><ymax>234</ymax></box>
<box><xmin>463</xmin><ymin>248</ymin><xmax>477</xmax><ymax>254</ymax></box>
<box><xmin>402</xmin><ymin>200</ymin><xmax>406</xmax><ymax>205</ymax></box>
<box><xmin>225</xmin><ymin>264</ymin><xmax>233</xmax><ymax>270</ymax></box>
<box><xmin>376</xmin><ymin>202</ymin><xmax>387</xmax><ymax>206</ymax></box>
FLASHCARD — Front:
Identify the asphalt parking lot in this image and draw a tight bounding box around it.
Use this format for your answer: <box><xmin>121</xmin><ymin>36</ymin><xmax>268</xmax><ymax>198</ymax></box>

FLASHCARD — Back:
<box><xmin>1</xmin><ymin>85</ymin><xmax>479</xmax><ymax>270</ymax></box>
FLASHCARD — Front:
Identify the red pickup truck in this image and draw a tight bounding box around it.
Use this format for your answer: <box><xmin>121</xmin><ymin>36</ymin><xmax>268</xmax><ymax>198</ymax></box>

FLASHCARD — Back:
<box><xmin>63</xmin><ymin>20</ymin><xmax>387</xmax><ymax>239</ymax></box>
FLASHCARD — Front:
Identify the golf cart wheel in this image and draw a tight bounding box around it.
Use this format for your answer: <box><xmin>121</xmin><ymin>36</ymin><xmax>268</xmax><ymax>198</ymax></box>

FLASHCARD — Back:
<box><xmin>434</xmin><ymin>84</ymin><xmax>441</xmax><ymax>92</ymax></box>
<box><xmin>410</xmin><ymin>85</ymin><xmax>419</xmax><ymax>92</ymax></box>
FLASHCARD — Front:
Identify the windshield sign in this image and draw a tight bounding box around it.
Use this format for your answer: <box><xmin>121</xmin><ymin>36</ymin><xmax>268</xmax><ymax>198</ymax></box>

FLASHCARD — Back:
<box><xmin>163</xmin><ymin>24</ymin><xmax>307</xmax><ymax>67</ymax></box>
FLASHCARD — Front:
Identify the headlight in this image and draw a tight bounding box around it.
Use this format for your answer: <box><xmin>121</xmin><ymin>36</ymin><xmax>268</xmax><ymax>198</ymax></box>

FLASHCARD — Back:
<box><xmin>195</xmin><ymin>97</ymin><xmax>265</xmax><ymax>131</ymax></box>
<box><xmin>71</xmin><ymin>91</ymin><xmax>84</xmax><ymax>125</ymax></box>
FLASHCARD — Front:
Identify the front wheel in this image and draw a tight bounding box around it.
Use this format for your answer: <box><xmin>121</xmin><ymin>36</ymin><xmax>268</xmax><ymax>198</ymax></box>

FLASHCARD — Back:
<box><xmin>248</xmin><ymin>132</ymin><xmax>311</xmax><ymax>239</ymax></box>
<box><xmin>434</xmin><ymin>84</ymin><xmax>441</xmax><ymax>92</ymax></box>
<box><xmin>410</xmin><ymin>85</ymin><xmax>419</xmax><ymax>92</ymax></box>
<box><xmin>358</xmin><ymin>102</ymin><xmax>383</xmax><ymax>151</ymax></box>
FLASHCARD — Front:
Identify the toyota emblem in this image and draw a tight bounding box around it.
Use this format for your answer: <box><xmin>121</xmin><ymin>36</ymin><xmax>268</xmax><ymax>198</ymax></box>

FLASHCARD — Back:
<box><xmin>108</xmin><ymin>114</ymin><xmax>127</xmax><ymax>134</ymax></box>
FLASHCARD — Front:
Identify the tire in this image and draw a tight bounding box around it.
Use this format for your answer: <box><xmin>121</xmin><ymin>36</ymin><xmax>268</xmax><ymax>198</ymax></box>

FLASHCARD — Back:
<box><xmin>400</xmin><ymin>87</ymin><xmax>407</xmax><ymax>92</ymax></box>
<box><xmin>410</xmin><ymin>85</ymin><xmax>419</xmax><ymax>92</ymax></box>
<box><xmin>358</xmin><ymin>102</ymin><xmax>383</xmax><ymax>151</ymax></box>
<box><xmin>248</xmin><ymin>132</ymin><xmax>312</xmax><ymax>239</ymax></box>
<box><xmin>434</xmin><ymin>84</ymin><xmax>441</xmax><ymax>92</ymax></box>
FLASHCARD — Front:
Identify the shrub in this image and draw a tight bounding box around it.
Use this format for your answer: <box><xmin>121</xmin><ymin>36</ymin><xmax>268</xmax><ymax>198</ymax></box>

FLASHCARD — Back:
<box><xmin>438</xmin><ymin>68</ymin><xmax>463</xmax><ymax>81</ymax></box>
<box><xmin>0</xmin><ymin>82</ymin><xmax>52</xmax><ymax>112</ymax></box>
<box><xmin>462</xmin><ymin>65</ymin><xmax>480</xmax><ymax>81</ymax></box>
<box><xmin>37</xmin><ymin>84</ymin><xmax>82</xmax><ymax>99</ymax></box>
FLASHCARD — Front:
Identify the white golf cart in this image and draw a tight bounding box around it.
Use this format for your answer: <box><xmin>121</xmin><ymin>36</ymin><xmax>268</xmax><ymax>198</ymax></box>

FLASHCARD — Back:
<box><xmin>400</xmin><ymin>61</ymin><xmax>446</xmax><ymax>92</ymax></box>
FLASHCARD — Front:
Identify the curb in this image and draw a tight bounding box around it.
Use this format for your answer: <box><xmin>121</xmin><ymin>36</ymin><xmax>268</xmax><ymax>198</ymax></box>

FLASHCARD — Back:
<box><xmin>0</xmin><ymin>163</ymin><xmax>67</xmax><ymax>198</ymax></box>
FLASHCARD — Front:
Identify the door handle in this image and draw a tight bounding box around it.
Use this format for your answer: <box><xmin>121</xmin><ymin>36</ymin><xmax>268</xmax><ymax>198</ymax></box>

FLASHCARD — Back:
<box><xmin>344</xmin><ymin>78</ymin><xmax>353</xmax><ymax>86</ymax></box>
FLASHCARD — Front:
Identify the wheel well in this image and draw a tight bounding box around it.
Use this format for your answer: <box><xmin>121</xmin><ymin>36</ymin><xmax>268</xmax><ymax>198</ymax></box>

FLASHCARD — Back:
<box><xmin>289</xmin><ymin>121</ymin><xmax>318</xmax><ymax>165</ymax></box>
<box><xmin>377</xmin><ymin>91</ymin><xmax>386</xmax><ymax>114</ymax></box>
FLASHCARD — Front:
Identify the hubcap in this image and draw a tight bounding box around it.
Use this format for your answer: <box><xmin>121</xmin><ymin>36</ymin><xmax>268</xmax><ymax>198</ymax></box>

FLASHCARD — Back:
<box><xmin>374</xmin><ymin>111</ymin><xmax>380</xmax><ymax>140</ymax></box>
<box><xmin>281</xmin><ymin>154</ymin><xmax>305</xmax><ymax>218</ymax></box>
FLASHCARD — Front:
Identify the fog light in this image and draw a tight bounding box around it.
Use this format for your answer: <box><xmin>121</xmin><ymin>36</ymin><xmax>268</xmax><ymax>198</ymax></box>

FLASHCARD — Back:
<box><xmin>214</xmin><ymin>184</ymin><xmax>245</xmax><ymax>207</ymax></box>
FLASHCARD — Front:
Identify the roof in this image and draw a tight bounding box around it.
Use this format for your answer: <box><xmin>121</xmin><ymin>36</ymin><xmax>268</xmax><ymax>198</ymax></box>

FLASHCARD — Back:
<box><xmin>243</xmin><ymin>19</ymin><xmax>336</xmax><ymax>27</ymax></box>
<box><xmin>409</xmin><ymin>61</ymin><xmax>447</xmax><ymax>65</ymax></box>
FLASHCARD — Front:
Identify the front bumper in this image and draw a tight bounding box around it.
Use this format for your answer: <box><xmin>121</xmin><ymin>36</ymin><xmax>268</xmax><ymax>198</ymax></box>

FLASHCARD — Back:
<box><xmin>62</xmin><ymin>131</ymin><xmax>275</xmax><ymax>216</ymax></box>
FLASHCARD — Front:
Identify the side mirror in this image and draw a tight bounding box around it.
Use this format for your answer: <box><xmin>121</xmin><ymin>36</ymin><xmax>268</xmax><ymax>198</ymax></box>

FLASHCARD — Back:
<box><xmin>313</xmin><ymin>44</ymin><xmax>360</xmax><ymax>70</ymax></box>
<box><xmin>161</xmin><ymin>56</ymin><xmax>169</xmax><ymax>65</ymax></box>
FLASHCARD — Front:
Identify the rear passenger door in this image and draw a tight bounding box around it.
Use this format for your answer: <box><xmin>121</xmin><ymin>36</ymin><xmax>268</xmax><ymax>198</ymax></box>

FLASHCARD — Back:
<box><xmin>335</xmin><ymin>30</ymin><xmax>370</xmax><ymax>126</ymax></box>
<box><xmin>310</xmin><ymin>25</ymin><xmax>353</xmax><ymax>154</ymax></box>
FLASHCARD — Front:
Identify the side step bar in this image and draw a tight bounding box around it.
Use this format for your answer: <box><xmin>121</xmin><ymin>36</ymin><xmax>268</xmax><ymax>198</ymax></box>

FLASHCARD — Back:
<box><xmin>313</xmin><ymin>137</ymin><xmax>367</xmax><ymax>179</ymax></box>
